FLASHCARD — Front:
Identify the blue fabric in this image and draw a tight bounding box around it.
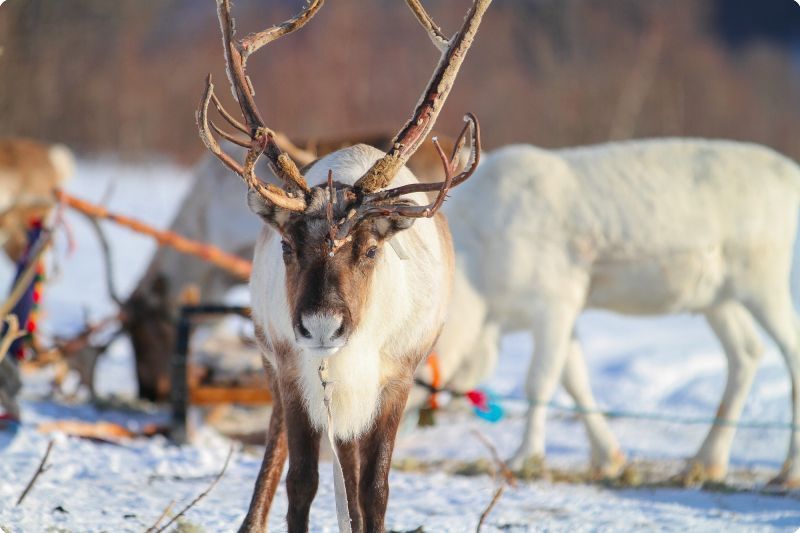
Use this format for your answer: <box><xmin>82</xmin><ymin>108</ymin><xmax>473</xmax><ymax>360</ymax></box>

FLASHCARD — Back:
<box><xmin>3</xmin><ymin>224</ymin><xmax>43</xmax><ymax>360</ymax></box>
<box><xmin>472</xmin><ymin>389</ymin><xmax>504</xmax><ymax>423</ymax></box>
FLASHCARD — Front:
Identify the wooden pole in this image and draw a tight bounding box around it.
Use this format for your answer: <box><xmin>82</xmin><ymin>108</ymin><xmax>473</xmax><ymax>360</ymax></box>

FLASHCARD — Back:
<box><xmin>57</xmin><ymin>191</ymin><xmax>252</xmax><ymax>280</ymax></box>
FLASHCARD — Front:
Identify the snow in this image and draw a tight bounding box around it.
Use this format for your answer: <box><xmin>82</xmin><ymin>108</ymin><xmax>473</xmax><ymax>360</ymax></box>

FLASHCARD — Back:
<box><xmin>1</xmin><ymin>160</ymin><xmax>799</xmax><ymax>532</ymax></box>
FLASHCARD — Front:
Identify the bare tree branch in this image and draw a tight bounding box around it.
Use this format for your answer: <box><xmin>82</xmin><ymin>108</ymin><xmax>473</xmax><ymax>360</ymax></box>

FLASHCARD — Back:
<box><xmin>608</xmin><ymin>19</ymin><xmax>664</xmax><ymax>141</ymax></box>
<box><xmin>80</xmin><ymin>213</ymin><xmax>123</xmax><ymax>306</ymax></box>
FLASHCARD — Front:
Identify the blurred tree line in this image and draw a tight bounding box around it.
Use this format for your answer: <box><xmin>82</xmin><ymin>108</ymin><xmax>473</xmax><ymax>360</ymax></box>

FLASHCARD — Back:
<box><xmin>1</xmin><ymin>0</ymin><xmax>800</xmax><ymax>163</ymax></box>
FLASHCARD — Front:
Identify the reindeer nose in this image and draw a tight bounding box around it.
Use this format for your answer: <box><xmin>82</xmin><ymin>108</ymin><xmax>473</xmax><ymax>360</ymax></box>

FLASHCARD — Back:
<box><xmin>297</xmin><ymin>313</ymin><xmax>345</xmax><ymax>345</ymax></box>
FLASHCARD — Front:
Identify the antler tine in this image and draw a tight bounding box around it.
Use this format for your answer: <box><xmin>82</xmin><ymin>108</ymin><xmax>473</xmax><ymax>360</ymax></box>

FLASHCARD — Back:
<box><xmin>364</xmin><ymin>113</ymin><xmax>481</xmax><ymax>203</ymax></box>
<box><xmin>449</xmin><ymin>112</ymin><xmax>473</xmax><ymax>164</ymax></box>
<box><xmin>335</xmin><ymin>142</ymin><xmax>456</xmax><ymax>240</ymax></box>
<box><xmin>271</xmin><ymin>131</ymin><xmax>319</xmax><ymax>168</ymax></box>
<box><xmin>405</xmin><ymin>0</ymin><xmax>450</xmax><ymax>52</ymax></box>
<box><xmin>197</xmin><ymin>75</ymin><xmax>306</xmax><ymax>212</ymax></box>
<box><xmin>214</xmin><ymin>0</ymin><xmax>314</xmax><ymax>195</ymax></box>
<box><xmin>354</xmin><ymin>0</ymin><xmax>491</xmax><ymax>193</ymax></box>
<box><xmin>239</xmin><ymin>0</ymin><xmax>325</xmax><ymax>60</ymax></box>
<box><xmin>217</xmin><ymin>0</ymin><xmax>263</xmax><ymax>133</ymax></box>
<box><xmin>210</xmin><ymin>121</ymin><xmax>250</xmax><ymax>148</ymax></box>
<box><xmin>198</xmin><ymin>75</ymin><xmax>246</xmax><ymax>177</ymax></box>
<box><xmin>210</xmin><ymin>91</ymin><xmax>248</xmax><ymax>135</ymax></box>
<box><xmin>334</xmin><ymin>115</ymin><xmax>480</xmax><ymax>240</ymax></box>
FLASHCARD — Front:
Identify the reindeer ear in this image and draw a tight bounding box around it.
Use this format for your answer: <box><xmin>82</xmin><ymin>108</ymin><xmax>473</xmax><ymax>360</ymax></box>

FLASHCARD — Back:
<box><xmin>247</xmin><ymin>189</ymin><xmax>292</xmax><ymax>231</ymax></box>
<box><xmin>373</xmin><ymin>214</ymin><xmax>416</xmax><ymax>240</ymax></box>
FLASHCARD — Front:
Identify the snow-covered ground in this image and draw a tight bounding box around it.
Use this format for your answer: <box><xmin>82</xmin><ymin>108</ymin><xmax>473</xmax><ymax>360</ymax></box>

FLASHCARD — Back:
<box><xmin>1</xmin><ymin>160</ymin><xmax>799</xmax><ymax>532</ymax></box>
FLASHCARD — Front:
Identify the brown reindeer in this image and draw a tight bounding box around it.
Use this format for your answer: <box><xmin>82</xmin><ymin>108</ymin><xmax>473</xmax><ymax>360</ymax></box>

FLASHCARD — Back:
<box><xmin>125</xmin><ymin>130</ymin><xmax>456</xmax><ymax>403</ymax></box>
<box><xmin>0</xmin><ymin>139</ymin><xmax>73</xmax><ymax>412</ymax></box>
<box><xmin>196</xmin><ymin>0</ymin><xmax>490</xmax><ymax>531</ymax></box>
<box><xmin>0</xmin><ymin>139</ymin><xmax>131</xmax><ymax>403</ymax></box>
<box><xmin>0</xmin><ymin>138</ymin><xmax>73</xmax><ymax>262</ymax></box>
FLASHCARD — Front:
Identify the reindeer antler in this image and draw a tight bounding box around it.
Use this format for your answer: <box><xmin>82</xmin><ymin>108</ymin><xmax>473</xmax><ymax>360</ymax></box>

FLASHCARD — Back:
<box><xmin>354</xmin><ymin>0</ymin><xmax>490</xmax><ymax>193</ymax></box>
<box><xmin>197</xmin><ymin>0</ymin><xmax>325</xmax><ymax>212</ymax></box>
<box><xmin>333</xmin><ymin>114</ymin><xmax>480</xmax><ymax>241</ymax></box>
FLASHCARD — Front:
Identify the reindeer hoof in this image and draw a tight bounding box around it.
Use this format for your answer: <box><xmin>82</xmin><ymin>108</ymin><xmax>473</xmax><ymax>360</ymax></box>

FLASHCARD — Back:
<box><xmin>589</xmin><ymin>449</ymin><xmax>627</xmax><ymax>481</ymax></box>
<box><xmin>453</xmin><ymin>458</ymin><xmax>493</xmax><ymax>477</ymax></box>
<box><xmin>676</xmin><ymin>461</ymin><xmax>727</xmax><ymax>487</ymax></box>
<box><xmin>511</xmin><ymin>455</ymin><xmax>547</xmax><ymax>481</ymax></box>
<box><xmin>766</xmin><ymin>466</ymin><xmax>800</xmax><ymax>491</ymax></box>
<box><xmin>508</xmin><ymin>445</ymin><xmax>542</xmax><ymax>471</ymax></box>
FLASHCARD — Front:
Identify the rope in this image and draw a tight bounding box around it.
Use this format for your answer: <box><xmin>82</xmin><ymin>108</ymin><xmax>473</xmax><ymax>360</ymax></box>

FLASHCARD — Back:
<box><xmin>56</xmin><ymin>191</ymin><xmax>252</xmax><ymax>280</ymax></box>
<box><xmin>517</xmin><ymin>397</ymin><xmax>800</xmax><ymax>431</ymax></box>
<box><xmin>318</xmin><ymin>359</ymin><xmax>352</xmax><ymax>533</ymax></box>
<box><xmin>415</xmin><ymin>379</ymin><xmax>799</xmax><ymax>431</ymax></box>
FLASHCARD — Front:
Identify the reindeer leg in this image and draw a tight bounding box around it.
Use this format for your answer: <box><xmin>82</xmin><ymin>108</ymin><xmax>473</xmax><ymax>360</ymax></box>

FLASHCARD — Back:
<box><xmin>743</xmin><ymin>288</ymin><xmax>800</xmax><ymax>488</ymax></box>
<box><xmin>240</xmin><ymin>366</ymin><xmax>288</xmax><ymax>533</ymax></box>
<box><xmin>284</xmin><ymin>389</ymin><xmax>321</xmax><ymax>533</ymax></box>
<box><xmin>509</xmin><ymin>296</ymin><xmax>583</xmax><ymax>473</ymax></box>
<box><xmin>560</xmin><ymin>335</ymin><xmax>625</xmax><ymax>479</ymax></box>
<box><xmin>336</xmin><ymin>438</ymin><xmax>364</xmax><ymax>532</ymax></box>
<box><xmin>682</xmin><ymin>301</ymin><xmax>763</xmax><ymax>484</ymax></box>
<box><xmin>358</xmin><ymin>380</ymin><xmax>411</xmax><ymax>533</ymax></box>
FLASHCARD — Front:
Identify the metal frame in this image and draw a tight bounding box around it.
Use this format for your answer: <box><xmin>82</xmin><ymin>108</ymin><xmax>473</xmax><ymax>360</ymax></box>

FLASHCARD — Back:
<box><xmin>170</xmin><ymin>304</ymin><xmax>250</xmax><ymax>443</ymax></box>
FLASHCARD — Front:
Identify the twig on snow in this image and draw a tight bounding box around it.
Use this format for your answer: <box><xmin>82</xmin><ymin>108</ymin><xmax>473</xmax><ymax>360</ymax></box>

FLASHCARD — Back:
<box><xmin>153</xmin><ymin>444</ymin><xmax>234</xmax><ymax>533</ymax></box>
<box><xmin>16</xmin><ymin>440</ymin><xmax>55</xmax><ymax>505</ymax></box>
<box><xmin>476</xmin><ymin>484</ymin><xmax>505</xmax><ymax>533</ymax></box>
<box><xmin>471</xmin><ymin>430</ymin><xmax>516</xmax><ymax>487</ymax></box>
<box><xmin>472</xmin><ymin>430</ymin><xmax>514</xmax><ymax>533</ymax></box>
<box><xmin>144</xmin><ymin>499</ymin><xmax>175</xmax><ymax>533</ymax></box>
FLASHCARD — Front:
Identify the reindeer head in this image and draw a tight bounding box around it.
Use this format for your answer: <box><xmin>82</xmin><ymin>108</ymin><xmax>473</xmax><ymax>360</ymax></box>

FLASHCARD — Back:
<box><xmin>198</xmin><ymin>0</ymin><xmax>487</xmax><ymax>355</ymax></box>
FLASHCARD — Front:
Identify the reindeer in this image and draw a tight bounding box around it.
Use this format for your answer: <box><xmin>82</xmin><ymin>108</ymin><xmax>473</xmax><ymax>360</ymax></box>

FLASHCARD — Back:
<box><xmin>125</xmin><ymin>130</ymin><xmax>457</xmax><ymax>403</ymax></box>
<box><xmin>0</xmin><ymin>139</ymin><xmax>73</xmax><ymax>413</ymax></box>
<box><xmin>439</xmin><ymin>139</ymin><xmax>800</xmax><ymax>487</ymax></box>
<box><xmin>0</xmin><ymin>138</ymin><xmax>73</xmax><ymax>262</ymax></box>
<box><xmin>196</xmin><ymin>0</ymin><xmax>490</xmax><ymax>531</ymax></box>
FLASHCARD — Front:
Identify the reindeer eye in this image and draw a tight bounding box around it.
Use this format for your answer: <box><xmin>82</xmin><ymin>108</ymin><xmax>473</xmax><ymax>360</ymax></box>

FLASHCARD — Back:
<box><xmin>281</xmin><ymin>240</ymin><xmax>293</xmax><ymax>256</ymax></box>
<box><xmin>365</xmin><ymin>246</ymin><xmax>378</xmax><ymax>259</ymax></box>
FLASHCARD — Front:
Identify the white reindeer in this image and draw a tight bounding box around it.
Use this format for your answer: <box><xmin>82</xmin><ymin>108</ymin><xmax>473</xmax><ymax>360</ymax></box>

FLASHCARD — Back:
<box><xmin>196</xmin><ymin>1</ymin><xmax>490</xmax><ymax>531</ymax></box>
<box><xmin>440</xmin><ymin>139</ymin><xmax>800</xmax><ymax>487</ymax></box>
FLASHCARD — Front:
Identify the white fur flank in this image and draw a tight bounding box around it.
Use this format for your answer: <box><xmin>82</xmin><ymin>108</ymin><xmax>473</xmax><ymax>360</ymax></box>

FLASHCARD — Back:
<box><xmin>445</xmin><ymin>139</ymin><xmax>800</xmax><ymax>323</ymax></box>
<box><xmin>438</xmin><ymin>137</ymin><xmax>800</xmax><ymax>479</ymax></box>
<box><xmin>251</xmin><ymin>144</ymin><xmax>450</xmax><ymax>440</ymax></box>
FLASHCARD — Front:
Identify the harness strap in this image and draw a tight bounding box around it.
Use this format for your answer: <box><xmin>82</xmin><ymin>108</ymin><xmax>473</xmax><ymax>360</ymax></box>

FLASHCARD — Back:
<box><xmin>318</xmin><ymin>360</ymin><xmax>352</xmax><ymax>533</ymax></box>
<box><xmin>426</xmin><ymin>352</ymin><xmax>442</xmax><ymax>410</ymax></box>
